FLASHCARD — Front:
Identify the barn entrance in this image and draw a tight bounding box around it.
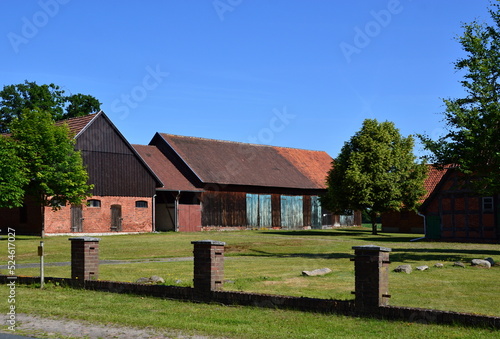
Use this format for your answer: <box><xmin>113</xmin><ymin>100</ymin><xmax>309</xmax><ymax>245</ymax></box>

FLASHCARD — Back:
<box><xmin>155</xmin><ymin>191</ymin><xmax>201</xmax><ymax>232</ymax></box>
<box><xmin>110</xmin><ymin>205</ymin><xmax>122</xmax><ymax>231</ymax></box>
<box><xmin>71</xmin><ymin>205</ymin><xmax>83</xmax><ymax>232</ymax></box>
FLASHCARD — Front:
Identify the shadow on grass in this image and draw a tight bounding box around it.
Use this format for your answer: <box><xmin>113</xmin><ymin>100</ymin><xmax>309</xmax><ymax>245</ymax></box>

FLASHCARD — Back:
<box><xmin>261</xmin><ymin>229</ymin><xmax>418</xmax><ymax>243</ymax></box>
<box><xmin>389</xmin><ymin>247</ymin><xmax>500</xmax><ymax>263</ymax></box>
<box><xmin>230</xmin><ymin>249</ymin><xmax>353</xmax><ymax>260</ymax></box>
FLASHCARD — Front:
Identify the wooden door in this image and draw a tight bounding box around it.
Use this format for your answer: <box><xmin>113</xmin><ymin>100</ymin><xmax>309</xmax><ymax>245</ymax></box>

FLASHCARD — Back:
<box><xmin>111</xmin><ymin>204</ymin><xmax>122</xmax><ymax>231</ymax></box>
<box><xmin>280</xmin><ymin>195</ymin><xmax>303</xmax><ymax>229</ymax></box>
<box><xmin>311</xmin><ymin>196</ymin><xmax>322</xmax><ymax>229</ymax></box>
<box><xmin>246</xmin><ymin>194</ymin><xmax>259</xmax><ymax>227</ymax></box>
<box><xmin>259</xmin><ymin>195</ymin><xmax>272</xmax><ymax>228</ymax></box>
<box><xmin>71</xmin><ymin>205</ymin><xmax>83</xmax><ymax>232</ymax></box>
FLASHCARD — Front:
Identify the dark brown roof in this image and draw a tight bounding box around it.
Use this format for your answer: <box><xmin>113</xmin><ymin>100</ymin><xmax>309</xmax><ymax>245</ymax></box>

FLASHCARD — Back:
<box><xmin>133</xmin><ymin>144</ymin><xmax>199</xmax><ymax>191</ymax></box>
<box><xmin>157</xmin><ymin>133</ymin><xmax>332</xmax><ymax>190</ymax></box>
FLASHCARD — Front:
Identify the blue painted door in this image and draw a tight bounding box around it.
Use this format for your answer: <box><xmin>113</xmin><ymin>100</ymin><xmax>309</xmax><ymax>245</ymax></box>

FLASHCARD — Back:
<box><xmin>246</xmin><ymin>194</ymin><xmax>272</xmax><ymax>228</ymax></box>
<box><xmin>311</xmin><ymin>196</ymin><xmax>322</xmax><ymax>229</ymax></box>
<box><xmin>246</xmin><ymin>194</ymin><xmax>259</xmax><ymax>227</ymax></box>
<box><xmin>281</xmin><ymin>195</ymin><xmax>303</xmax><ymax>229</ymax></box>
<box><xmin>259</xmin><ymin>194</ymin><xmax>272</xmax><ymax>227</ymax></box>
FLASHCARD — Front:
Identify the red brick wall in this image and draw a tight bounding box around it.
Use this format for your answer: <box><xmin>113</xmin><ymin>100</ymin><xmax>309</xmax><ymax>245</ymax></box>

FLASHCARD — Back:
<box><xmin>44</xmin><ymin>196</ymin><xmax>153</xmax><ymax>234</ymax></box>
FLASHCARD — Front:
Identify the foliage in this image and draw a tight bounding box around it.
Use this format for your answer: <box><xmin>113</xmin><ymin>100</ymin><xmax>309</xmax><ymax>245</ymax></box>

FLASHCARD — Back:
<box><xmin>0</xmin><ymin>136</ymin><xmax>28</xmax><ymax>208</ymax></box>
<box><xmin>419</xmin><ymin>1</ymin><xmax>500</xmax><ymax>194</ymax></box>
<box><xmin>0</xmin><ymin>80</ymin><xmax>101</xmax><ymax>133</ymax></box>
<box><xmin>4</xmin><ymin>108</ymin><xmax>93</xmax><ymax>209</ymax></box>
<box><xmin>322</xmin><ymin>119</ymin><xmax>427</xmax><ymax>234</ymax></box>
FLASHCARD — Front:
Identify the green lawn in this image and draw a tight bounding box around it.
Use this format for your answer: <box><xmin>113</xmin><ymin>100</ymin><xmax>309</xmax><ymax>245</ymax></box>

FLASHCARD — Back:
<box><xmin>1</xmin><ymin>228</ymin><xmax>500</xmax><ymax>338</ymax></box>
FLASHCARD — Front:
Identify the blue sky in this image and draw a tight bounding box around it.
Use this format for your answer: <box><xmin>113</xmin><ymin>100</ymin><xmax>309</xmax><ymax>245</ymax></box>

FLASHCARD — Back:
<box><xmin>1</xmin><ymin>0</ymin><xmax>493</xmax><ymax>158</ymax></box>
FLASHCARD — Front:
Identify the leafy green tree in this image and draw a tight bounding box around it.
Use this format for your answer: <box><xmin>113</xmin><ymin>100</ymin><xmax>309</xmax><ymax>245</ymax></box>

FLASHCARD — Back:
<box><xmin>0</xmin><ymin>80</ymin><xmax>101</xmax><ymax>133</ymax></box>
<box><xmin>0</xmin><ymin>136</ymin><xmax>28</xmax><ymax>208</ymax></box>
<box><xmin>420</xmin><ymin>1</ymin><xmax>500</xmax><ymax>194</ymax></box>
<box><xmin>5</xmin><ymin>108</ymin><xmax>93</xmax><ymax>210</ymax></box>
<box><xmin>322</xmin><ymin>119</ymin><xmax>427</xmax><ymax>235</ymax></box>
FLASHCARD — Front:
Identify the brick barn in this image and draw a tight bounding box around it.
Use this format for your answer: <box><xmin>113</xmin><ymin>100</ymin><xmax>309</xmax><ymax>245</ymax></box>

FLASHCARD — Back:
<box><xmin>134</xmin><ymin>133</ymin><xmax>362</xmax><ymax>232</ymax></box>
<box><xmin>381</xmin><ymin>165</ymin><xmax>447</xmax><ymax>234</ymax></box>
<box><xmin>382</xmin><ymin>165</ymin><xmax>499</xmax><ymax>243</ymax></box>
<box><xmin>0</xmin><ymin>111</ymin><xmax>162</xmax><ymax>235</ymax></box>
<box><xmin>419</xmin><ymin>167</ymin><xmax>499</xmax><ymax>242</ymax></box>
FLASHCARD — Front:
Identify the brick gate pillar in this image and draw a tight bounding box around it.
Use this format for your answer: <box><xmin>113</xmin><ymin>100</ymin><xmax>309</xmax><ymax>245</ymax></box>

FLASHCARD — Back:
<box><xmin>69</xmin><ymin>237</ymin><xmax>100</xmax><ymax>281</ymax></box>
<box><xmin>192</xmin><ymin>240</ymin><xmax>225</xmax><ymax>295</ymax></box>
<box><xmin>352</xmin><ymin>245</ymin><xmax>391</xmax><ymax>310</ymax></box>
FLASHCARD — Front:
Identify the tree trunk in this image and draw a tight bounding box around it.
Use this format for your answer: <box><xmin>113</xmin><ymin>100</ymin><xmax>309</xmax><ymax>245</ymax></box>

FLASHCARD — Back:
<box><xmin>370</xmin><ymin>210</ymin><xmax>378</xmax><ymax>235</ymax></box>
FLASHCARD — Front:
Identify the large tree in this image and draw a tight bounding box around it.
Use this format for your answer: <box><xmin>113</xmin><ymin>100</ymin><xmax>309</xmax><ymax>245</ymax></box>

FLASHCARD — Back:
<box><xmin>420</xmin><ymin>1</ymin><xmax>500</xmax><ymax>194</ymax></box>
<box><xmin>0</xmin><ymin>136</ymin><xmax>28</xmax><ymax>208</ymax></box>
<box><xmin>2</xmin><ymin>109</ymin><xmax>93</xmax><ymax>211</ymax></box>
<box><xmin>322</xmin><ymin>119</ymin><xmax>427</xmax><ymax>235</ymax></box>
<box><xmin>0</xmin><ymin>80</ymin><xmax>101</xmax><ymax>133</ymax></box>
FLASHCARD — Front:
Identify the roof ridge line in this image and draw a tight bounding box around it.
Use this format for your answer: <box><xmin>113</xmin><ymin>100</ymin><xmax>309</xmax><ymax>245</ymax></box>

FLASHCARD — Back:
<box><xmin>159</xmin><ymin>132</ymin><xmax>328</xmax><ymax>153</ymax></box>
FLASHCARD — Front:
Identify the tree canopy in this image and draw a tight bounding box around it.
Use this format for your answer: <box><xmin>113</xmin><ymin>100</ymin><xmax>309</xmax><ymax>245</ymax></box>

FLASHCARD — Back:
<box><xmin>0</xmin><ymin>80</ymin><xmax>101</xmax><ymax>133</ymax></box>
<box><xmin>322</xmin><ymin>119</ymin><xmax>427</xmax><ymax>235</ymax></box>
<box><xmin>1</xmin><ymin>109</ymin><xmax>93</xmax><ymax>209</ymax></box>
<box><xmin>419</xmin><ymin>1</ymin><xmax>500</xmax><ymax>194</ymax></box>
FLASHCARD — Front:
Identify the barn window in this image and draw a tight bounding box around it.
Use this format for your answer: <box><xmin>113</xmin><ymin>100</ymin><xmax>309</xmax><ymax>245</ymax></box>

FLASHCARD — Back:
<box><xmin>87</xmin><ymin>199</ymin><xmax>101</xmax><ymax>208</ymax></box>
<box><xmin>482</xmin><ymin>197</ymin><xmax>494</xmax><ymax>213</ymax></box>
<box><xmin>136</xmin><ymin>200</ymin><xmax>148</xmax><ymax>208</ymax></box>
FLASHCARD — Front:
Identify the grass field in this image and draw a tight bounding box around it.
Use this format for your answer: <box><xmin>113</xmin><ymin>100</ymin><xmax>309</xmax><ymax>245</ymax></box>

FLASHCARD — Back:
<box><xmin>1</xmin><ymin>228</ymin><xmax>500</xmax><ymax>338</ymax></box>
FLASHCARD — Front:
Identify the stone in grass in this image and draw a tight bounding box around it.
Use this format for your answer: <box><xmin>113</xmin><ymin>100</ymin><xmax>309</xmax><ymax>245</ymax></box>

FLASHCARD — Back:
<box><xmin>416</xmin><ymin>265</ymin><xmax>429</xmax><ymax>271</ymax></box>
<box><xmin>453</xmin><ymin>262</ymin><xmax>466</xmax><ymax>268</ymax></box>
<box><xmin>302</xmin><ymin>268</ymin><xmax>332</xmax><ymax>276</ymax></box>
<box><xmin>136</xmin><ymin>276</ymin><xmax>165</xmax><ymax>284</ymax></box>
<box><xmin>434</xmin><ymin>263</ymin><xmax>444</xmax><ymax>268</ymax></box>
<box><xmin>471</xmin><ymin>259</ymin><xmax>491</xmax><ymax>268</ymax></box>
<box><xmin>393</xmin><ymin>264</ymin><xmax>412</xmax><ymax>274</ymax></box>
<box><xmin>484</xmin><ymin>257</ymin><xmax>495</xmax><ymax>266</ymax></box>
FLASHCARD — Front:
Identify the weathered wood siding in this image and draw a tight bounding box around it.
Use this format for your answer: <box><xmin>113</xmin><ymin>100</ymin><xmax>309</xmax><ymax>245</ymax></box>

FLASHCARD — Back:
<box><xmin>201</xmin><ymin>191</ymin><xmax>247</xmax><ymax>226</ymax></box>
<box><xmin>76</xmin><ymin>114</ymin><xmax>157</xmax><ymax>197</ymax></box>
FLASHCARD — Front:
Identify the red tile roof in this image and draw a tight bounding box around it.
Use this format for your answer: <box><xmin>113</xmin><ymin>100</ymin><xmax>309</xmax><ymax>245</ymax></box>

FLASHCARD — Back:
<box><xmin>56</xmin><ymin>112</ymin><xmax>99</xmax><ymax>137</ymax></box>
<box><xmin>133</xmin><ymin>144</ymin><xmax>199</xmax><ymax>191</ymax></box>
<box><xmin>276</xmin><ymin>147</ymin><xmax>332</xmax><ymax>189</ymax></box>
<box><xmin>157</xmin><ymin>133</ymin><xmax>332</xmax><ymax>190</ymax></box>
<box><xmin>421</xmin><ymin>165</ymin><xmax>449</xmax><ymax>202</ymax></box>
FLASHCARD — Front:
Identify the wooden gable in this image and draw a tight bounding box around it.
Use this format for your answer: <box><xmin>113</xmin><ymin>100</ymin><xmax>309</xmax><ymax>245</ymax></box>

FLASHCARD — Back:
<box><xmin>68</xmin><ymin>112</ymin><xmax>161</xmax><ymax>197</ymax></box>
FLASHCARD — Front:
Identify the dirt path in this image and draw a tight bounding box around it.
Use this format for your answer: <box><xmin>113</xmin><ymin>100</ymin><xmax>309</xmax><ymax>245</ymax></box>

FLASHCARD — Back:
<box><xmin>2</xmin><ymin>313</ymin><xmax>222</xmax><ymax>339</ymax></box>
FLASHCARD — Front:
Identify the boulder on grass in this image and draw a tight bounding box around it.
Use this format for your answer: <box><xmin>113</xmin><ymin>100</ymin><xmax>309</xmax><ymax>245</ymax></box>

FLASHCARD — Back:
<box><xmin>302</xmin><ymin>268</ymin><xmax>332</xmax><ymax>277</ymax></box>
<box><xmin>416</xmin><ymin>265</ymin><xmax>429</xmax><ymax>271</ymax></box>
<box><xmin>136</xmin><ymin>276</ymin><xmax>166</xmax><ymax>284</ymax></box>
<box><xmin>484</xmin><ymin>257</ymin><xmax>495</xmax><ymax>266</ymax></box>
<box><xmin>394</xmin><ymin>265</ymin><xmax>412</xmax><ymax>274</ymax></box>
<box><xmin>434</xmin><ymin>263</ymin><xmax>444</xmax><ymax>268</ymax></box>
<box><xmin>453</xmin><ymin>262</ymin><xmax>465</xmax><ymax>268</ymax></box>
<box><xmin>149</xmin><ymin>275</ymin><xmax>165</xmax><ymax>283</ymax></box>
<box><xmin>471</xmin><ymin>259</ymin><xmax>491</xmax><ymax>268</ymax></box>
